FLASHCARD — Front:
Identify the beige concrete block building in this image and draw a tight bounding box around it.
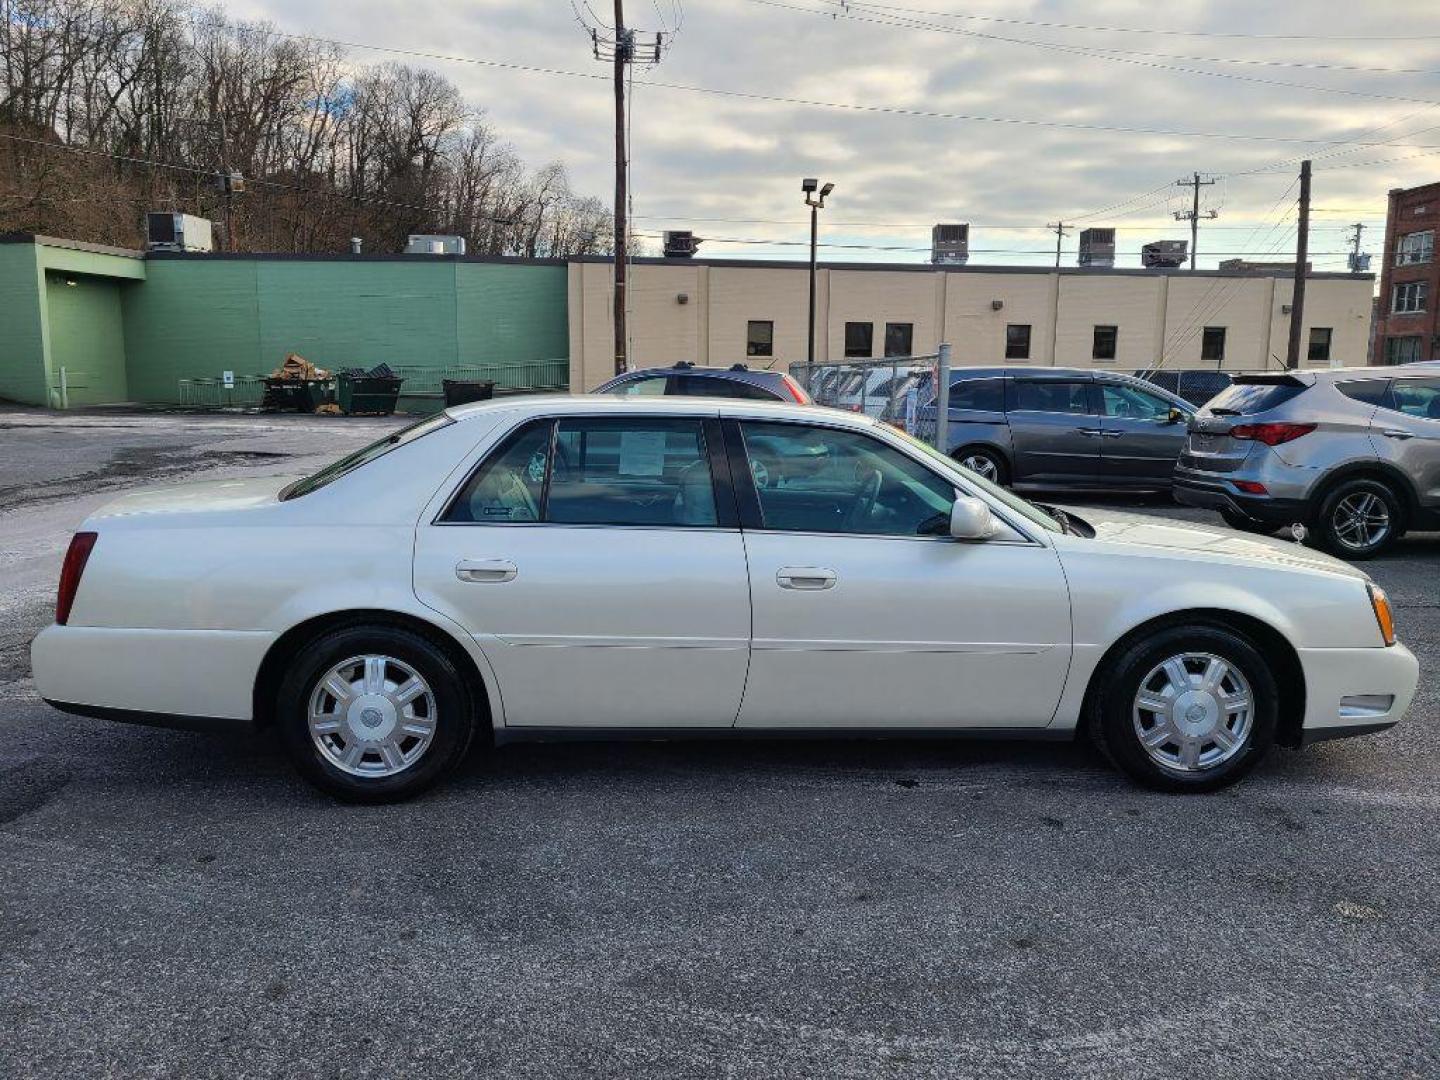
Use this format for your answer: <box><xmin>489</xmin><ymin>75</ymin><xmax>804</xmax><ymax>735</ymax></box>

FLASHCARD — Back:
<box><xmin>567</xmin><ymin>258</ymin><xmax>1375</xmax><ymax>392</ymax></box>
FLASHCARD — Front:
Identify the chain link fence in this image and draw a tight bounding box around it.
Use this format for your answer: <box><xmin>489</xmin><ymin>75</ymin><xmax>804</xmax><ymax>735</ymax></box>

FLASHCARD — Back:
<box><xmin>790</xmin><ymin>346</ymin><xmax>952</xmax><ymax>447</ymax></box>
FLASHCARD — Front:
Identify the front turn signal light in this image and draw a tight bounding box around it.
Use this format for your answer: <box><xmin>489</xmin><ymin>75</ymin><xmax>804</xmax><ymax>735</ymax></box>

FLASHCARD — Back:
<box><xmin>1369</xmin><ymin>585</ymin><xmax>1396</xmax><ymax>647</ymax></box>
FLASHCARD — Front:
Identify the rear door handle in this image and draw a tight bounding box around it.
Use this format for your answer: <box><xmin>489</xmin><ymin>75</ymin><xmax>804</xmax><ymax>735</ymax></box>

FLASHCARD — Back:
<box><xmin>1380</xmin><ymin>428</ymin><xmax>1415</xmax><ymax>440</ymax></box>
<box><xmin>776</xmin><ymin>566</ymin><xmax>837</xmax><ymax>591</ymax></box>
<box><xmin>456</xmin><ymin>558</ymin><xmax>517</xmax><ymax>583</ymax></box>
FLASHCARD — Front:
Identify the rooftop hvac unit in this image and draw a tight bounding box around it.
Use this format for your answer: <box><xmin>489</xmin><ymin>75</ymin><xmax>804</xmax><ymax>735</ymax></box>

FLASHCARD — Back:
<box><xmin>931</xmin><ymin>223</ymin><xmax>969</xmax><ymax>266</ymax></box>
<box><xmin>663</xmin><ymin>230</ymin><xmax>701</xmax><ymax>259</ymax></box>
<box><xmin>1078</xmin><ymin>227</ymin><xmax>1116</xmax><ymax>268</ymax></box>
<box><xmin>404</xmin><ymin>234</ymin><xmax>466</xmax><ymax>255</ymax></box>
<box><xmin>146</xmin><ymin>213</ymin><xmax>214</xmax><ymax>253</ymax></box>
<box><xmin>1141</xmin><ymin>239</ymin><xmax>1189</xmax><ymax>269</ymax></box>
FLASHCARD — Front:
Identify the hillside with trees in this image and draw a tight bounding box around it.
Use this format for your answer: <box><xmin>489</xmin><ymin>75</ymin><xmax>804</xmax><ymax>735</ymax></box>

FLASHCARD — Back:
<box><xmin>0</xmin><ymin>0</ymin><xmax>613</xmax><ymax>256</ymax></box>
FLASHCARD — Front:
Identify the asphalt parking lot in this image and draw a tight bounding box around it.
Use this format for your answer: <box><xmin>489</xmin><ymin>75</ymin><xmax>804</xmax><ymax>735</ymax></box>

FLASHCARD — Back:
<box><xmin>1</xmin><ymin>406</ymin><xmax>1437</xmax><ymax>1079</ymax></box>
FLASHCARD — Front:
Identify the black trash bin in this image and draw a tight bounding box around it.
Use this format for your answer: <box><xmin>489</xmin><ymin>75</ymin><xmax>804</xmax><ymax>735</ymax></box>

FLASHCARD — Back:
<box><xmin>442</xmin><ymin>379</ymin><xmax>496</xmax><ymax>407</ymax></box>
<box><xmin>262</xmin><ymin>377</ymin><xmax>330</xmax><ymax>412</ymax></box>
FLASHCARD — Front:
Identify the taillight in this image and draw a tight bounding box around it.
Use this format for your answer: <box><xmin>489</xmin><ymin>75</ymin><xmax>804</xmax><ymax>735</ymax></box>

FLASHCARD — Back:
<box><xmin>1228</xmin><ymin>422</ymin><xmax>1316</xmax><ymax>446</ymax></box>
<box><xmin>56</xmin><ymin>531</ymin><xmax>97</xmax><ymax>625</ymax></box>
<box><xmin>780</xmin><ymin>375</ymin><xmax>811</xmax><ymax>404</ymax></box>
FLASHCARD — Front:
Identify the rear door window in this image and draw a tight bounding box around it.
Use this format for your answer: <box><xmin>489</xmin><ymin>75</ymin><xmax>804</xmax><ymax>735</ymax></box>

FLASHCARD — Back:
<box><xmin>1204</xmin><ymin>381</ymin><xmax>1306</xmax><ymax>416</ymax></box>
<box><xmin>1385</xmin><ymin>378</ymin><xmax>1440</xmax><ymax>420</ymax></box>
<box><xmin>679</xmin><ymin>375</ymin><xmax>778</xmax><ymax>400</ymax></box>
<box><xmin>1010</xmin><ymin>380</ymin><xmax>1095</xmax><ymax>415</ymax></box>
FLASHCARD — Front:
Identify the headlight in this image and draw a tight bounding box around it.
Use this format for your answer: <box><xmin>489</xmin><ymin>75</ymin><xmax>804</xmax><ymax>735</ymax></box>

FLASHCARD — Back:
<box><xmin>1368</xmin><ymin>584</ymin><xmax>1396</xmax><ymax>647</ymax></box>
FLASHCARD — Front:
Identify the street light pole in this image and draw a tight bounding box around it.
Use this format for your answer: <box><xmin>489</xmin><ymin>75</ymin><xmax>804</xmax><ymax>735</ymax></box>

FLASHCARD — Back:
<box><xmin>802</xmin><ymin>179</ymin><xmax>833</xmax><ymax>365</ymax></box>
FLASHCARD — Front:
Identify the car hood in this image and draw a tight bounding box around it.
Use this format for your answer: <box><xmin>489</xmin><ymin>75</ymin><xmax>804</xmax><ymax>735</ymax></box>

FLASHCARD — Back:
<box><xmin>85</xmin><ymin>473</ymin><xmax>301</xmax><ymax>521</ymax></box>
<box><xmin>1057</xmin><ymin>504</ymin><xmax>1370</xmax><ymax>582</ymax></box>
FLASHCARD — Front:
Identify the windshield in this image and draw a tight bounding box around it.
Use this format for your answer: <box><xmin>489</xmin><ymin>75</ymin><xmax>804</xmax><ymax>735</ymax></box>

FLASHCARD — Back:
<box><xmin>280</xmin><ymin>414</ymin><xmax>454</xmax><ymax>500</ymax></box>
<box><xmin>885</xmin><ymin>425</ymin><xmax>1063</xmax><ymax>534</ymax></box>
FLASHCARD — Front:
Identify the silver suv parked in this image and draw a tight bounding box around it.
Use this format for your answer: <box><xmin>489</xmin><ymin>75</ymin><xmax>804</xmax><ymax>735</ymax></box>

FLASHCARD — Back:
<box><xmin>1174</xmin><ymin>363</ymin><xmax>1440</xmax><ymax>559</ymax></box>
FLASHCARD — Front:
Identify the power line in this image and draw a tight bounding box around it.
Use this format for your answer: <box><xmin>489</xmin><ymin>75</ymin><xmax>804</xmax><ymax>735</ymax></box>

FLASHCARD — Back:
<box><xmin>190</xmin><ymin>15</ymin><xmax>1440</xmax><ymax>150</ymax></box>
<box><xmin>815</xmin><ymin>0</ymin><xmax>1440</xmax><ymax>41</ymax></box>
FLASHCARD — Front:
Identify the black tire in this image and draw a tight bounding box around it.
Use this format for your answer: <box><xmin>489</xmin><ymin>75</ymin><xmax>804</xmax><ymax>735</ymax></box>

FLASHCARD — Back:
<box><xmin>1310</xmin><ymin>478</ymin><xmax>1402</xmax><ymax>561</ymax></box>
<box><xmin>952</xmin><ymin>446</ymin><xmax>1010</xmax><ymax>486</ymax></box>
<box><xmin>1220</xmin><ymin>508</ymin><xmax>1277</xmax><ymax>535</ymax></box>
<box><xmin>277</xmin><ymin>625</ymin><xmax>480</xmax><ymax>803</ymax></box>
<box><xmin>1088</xmin><ymin>624</ymin><xmax>1278</xmax><ymax>793</ymax></box>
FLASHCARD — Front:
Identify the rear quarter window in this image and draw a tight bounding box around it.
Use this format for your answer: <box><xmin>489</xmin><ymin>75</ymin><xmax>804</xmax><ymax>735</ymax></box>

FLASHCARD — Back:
<box><xmin>1204</xmin><ymin>382</ymin><xmax>1305</xmax><ymax>415</ymax></box>
<box><xmin>1335</xmin><ymin>379</ymin><xmax>1390</xmax><ymax>406</ymax></box>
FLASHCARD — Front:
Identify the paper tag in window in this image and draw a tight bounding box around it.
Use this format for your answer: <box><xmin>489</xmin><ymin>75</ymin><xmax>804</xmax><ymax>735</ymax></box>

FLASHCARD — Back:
<box><xmin>618</xmin><ymin>431</ymin><xmax>666</xmax><ymax>476</ymax></box>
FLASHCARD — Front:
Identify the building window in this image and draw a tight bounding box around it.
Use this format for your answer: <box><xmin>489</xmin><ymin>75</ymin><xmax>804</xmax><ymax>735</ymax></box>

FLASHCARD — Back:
<box><xmin>1385</xmin><ymin>336</ymin><xmax>1424</xmax><ymax>365</ymax></box>
<box><xmin>844</xmin><ymin>322</ymin><xmax>873</xmax><ymax>358</ymax></box>
<box><xmin>1005</xmin><ymin>324</ymin><xmax>1032</xmax><ymax>360</ymax></box>
<box><xmin>1393</xmin><ymin>281</ymin><xmax>1428</xmax><ymax>314</ymax></box>
<box><xmin>883</xmin><ymin>322</ymin><xmax>914</xmax><ymax>358</ymax></box>
<box><xmin>1201</xmin><ymin>327</ymin><xmax>1227</xmax><ymax>363</ymax></box>
<box><xmin>746</xmin><ymin>320</ymin><xmax>774</xmax><ymax>357</ymax></box>
<box><xmin>1092</xmin><ymin>325</ymin><xmax>1118</xmax><ymax>361</ymax></box>
<box><xmin>1307</xmin><ymin>327</ymin><xmax>1333</xmax><ymax>365</ymax></box>
<box><xmin>1396</xmin><ymin>230</ymin><xmax>1434</xmax><ymax>266</ymax></box>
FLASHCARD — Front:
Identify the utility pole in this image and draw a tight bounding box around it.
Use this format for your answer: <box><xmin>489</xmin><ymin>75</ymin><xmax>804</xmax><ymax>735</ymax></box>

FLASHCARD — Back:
<box><xmin>1046</xmin><ymin>221</ymin><xmax>1072</xmax><ymax>268</ymax></box>
<box><xmin>1348</xmin><ymin>222</ymin><xmax>1368</xmax><ymax>273</ymax></box>
<box><xmin>589</xmin><ymin>6</ymin><xmax>664</xmax><ymax>375</ymax></box>
<box><xmin>1285</xmin><ymin>160</ymin><xmax>1312</xmax><ymax>371</ymax></box>
<box><xmin>612</xmin><ymin>1</ymin><xmax>628</xmax><ymax>376</ymax></box>
<box><xmin>1174</xmin><ymin>172</ymin><xmax>1218</xmax><ymax>271</ymax></box>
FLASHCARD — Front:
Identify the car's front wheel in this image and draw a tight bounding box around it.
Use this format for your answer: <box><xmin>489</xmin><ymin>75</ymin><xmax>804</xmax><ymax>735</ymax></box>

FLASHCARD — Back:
<box><xmin>277</xmin><ymin>625</ymin><xmax>479</xmax><ymax>802</ymax></box>
<box><xmin>1089</xmin><ymin>624</ymin><xmax>1278</xmax><ymax>792</ymax></box>
<box><xmin>953</xmin><ymin>446</ymin><xmax>1009</xmax><ymax>485</ymax></box>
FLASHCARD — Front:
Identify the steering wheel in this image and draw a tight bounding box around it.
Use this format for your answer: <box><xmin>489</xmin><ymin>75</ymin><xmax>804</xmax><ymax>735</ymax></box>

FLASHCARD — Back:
<box><xmin>846</xmin><ymin>468</ymin><xmax>883</xmax><ymax>530</ymax></box>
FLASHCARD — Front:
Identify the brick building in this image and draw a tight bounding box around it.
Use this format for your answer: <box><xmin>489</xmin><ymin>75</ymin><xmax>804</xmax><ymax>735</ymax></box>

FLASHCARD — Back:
<box><xmin>1373</xmin><ymin>180</ymin><xmax>1440</xmax><ymax>365</ymax></box>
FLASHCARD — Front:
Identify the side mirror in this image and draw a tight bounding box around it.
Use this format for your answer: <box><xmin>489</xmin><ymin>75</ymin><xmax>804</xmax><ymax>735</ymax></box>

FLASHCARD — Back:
<box><xmin>950</xmin><ymin>494</ymin><xmax>999</xmax><ymax>541</ymax></box>
<box><xmin>1166</xmin><ymin>407</ymin><xmax>1186</xmax><ymax>425</ymax></box>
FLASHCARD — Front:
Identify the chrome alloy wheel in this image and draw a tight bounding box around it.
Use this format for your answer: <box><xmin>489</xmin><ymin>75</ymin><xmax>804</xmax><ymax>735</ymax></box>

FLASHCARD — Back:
<box><xmin>959</xmin><ymin>453</ymin><xmax>999</xmax><ymax>482</ymax></box>
<box><xmin>1131</xmin><ymin>652</ymin><xmax>1254</xmax><ymax>773</ymax></box>
<box><xmin>1331</xmin><ymin>491</ymin><xmax>1391</xmax><ymax>552</ymax></box>
<box><xmin>308</xmin><ymin>655</ymin><xmax>437</xmax><ymax>777</ymax></box>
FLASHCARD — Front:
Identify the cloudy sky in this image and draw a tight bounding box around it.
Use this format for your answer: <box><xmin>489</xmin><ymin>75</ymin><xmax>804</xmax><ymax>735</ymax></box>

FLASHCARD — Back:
<box><xmin>229</xmin><ymin>0</ymin><xmax>1440</xmax><ymax>269</ymax></box>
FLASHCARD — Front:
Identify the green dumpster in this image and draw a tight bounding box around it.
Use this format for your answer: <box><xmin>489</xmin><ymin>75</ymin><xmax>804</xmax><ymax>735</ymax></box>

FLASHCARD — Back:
<box><xmin>338</xmin><ymin>373</ymin><xmax>405</xmax><ymax>416</ymax></box>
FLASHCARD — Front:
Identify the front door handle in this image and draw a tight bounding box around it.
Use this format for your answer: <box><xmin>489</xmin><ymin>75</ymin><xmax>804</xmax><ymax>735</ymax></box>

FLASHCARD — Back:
<box><xmin>456</xmin><ymin>558</ymin><xmax>517</xmax><ymax>583</ymax></box>
<box><xmin>776</xmin><ymin>566</ymin><xmax>837</xmax><ymax>591</ymax></box>
<box><xmin>1075</xmin><ymin>427</ymin><xmax>1103</xmax><ymax>436</ymax></box>
<box><xmin>1380</xmin><ymin>428</ymin><xmax>1415</xmax><ymax>440</ymax></box>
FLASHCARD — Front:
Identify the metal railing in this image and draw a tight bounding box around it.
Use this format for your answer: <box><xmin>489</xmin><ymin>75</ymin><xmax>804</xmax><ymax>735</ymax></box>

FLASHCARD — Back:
<box><xmin>176</xmin><ymin>358</ymin><xmax>569</xmax><ymax>410</ymax></box>
<box><xmin>48</xmin><ymin>367</ymin><xmax>90</xmax><ymax>409</ymax></box>
<box><xmin>790</xmin><ymin>344</ymin><xmax>952</xmax><ymax>448</ymax></box>
<box><xmin>388</xmin><ymin>359</ymin><xmax>569</xmax><ymax>399</ymax></box>
<box><xmin>178</xmin><ymin>375</ymin><xmax>269</xmax><ymax>409</ymax></box>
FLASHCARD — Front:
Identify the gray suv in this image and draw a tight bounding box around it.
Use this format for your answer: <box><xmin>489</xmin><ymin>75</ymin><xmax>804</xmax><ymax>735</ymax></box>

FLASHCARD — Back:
<box><xmin>1173</xmin><ymin>363</ymin><xmax>1440</xmax><ymax>559</ymax></box>
<box><xmin>931</xmin><ymin>367</ymin><xmax>1194</xmax><ymax>490</ymax></box>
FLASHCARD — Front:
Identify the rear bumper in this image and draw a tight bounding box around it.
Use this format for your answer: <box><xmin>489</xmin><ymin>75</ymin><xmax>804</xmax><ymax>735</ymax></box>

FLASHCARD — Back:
<box><xmin>31</xmin><ymin>624</ymin><xmax>271</xmax><ymax>729</ymax></box>
<box><xmin>1297</xmin><ymin>641</ymin><xmax>1419</xmax><ymax>745</ymax></box>
<box><xmin>1173</xmin><ymin>473</ymin><xmax>1309</xmax><ymax>524</ymax></box>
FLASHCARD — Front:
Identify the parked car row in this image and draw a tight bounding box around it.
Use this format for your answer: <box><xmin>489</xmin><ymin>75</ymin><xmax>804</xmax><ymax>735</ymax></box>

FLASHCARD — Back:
<box><xmin>600</xmin><ymin>361</ymin><xmax>1440</xmax><ymax>560</ymax></box>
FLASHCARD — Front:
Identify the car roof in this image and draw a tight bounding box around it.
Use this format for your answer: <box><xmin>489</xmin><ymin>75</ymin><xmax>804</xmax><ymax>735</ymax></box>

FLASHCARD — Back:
<box><xmin>613</xmin><ymin>364</ymin><xmax>783</xmax><ymax>378</ymax></box>
<box><xmin>446</xmin><ymin>393</ymin><xmax>855</xmax><ymax>425</ymax></box>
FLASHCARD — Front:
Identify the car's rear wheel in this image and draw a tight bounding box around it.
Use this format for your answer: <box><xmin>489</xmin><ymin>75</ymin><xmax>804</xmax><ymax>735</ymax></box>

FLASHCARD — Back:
<box><xmin>1311</xmin><ymin>478</ymin><xmax>1401</xmax><ymax>560</ymax></box>
<box><xmin>953</xmin><ymin>446</ymin><xmax>1009</xmax><ymax>486</ymax></box>
<box><xmin>1089</xmin><ymin>624</ymin><xmax>1278</xmax><ymax>792</ymax></box>
<box><xmin>278</xmin><ymin>625</ymin><xmax>479</xmax><ymax>802</ymax></box>
<box><xmin>1220</xmin><ymin>508</ymin><xmax>1276</xmax><ymax>535</ymax></box>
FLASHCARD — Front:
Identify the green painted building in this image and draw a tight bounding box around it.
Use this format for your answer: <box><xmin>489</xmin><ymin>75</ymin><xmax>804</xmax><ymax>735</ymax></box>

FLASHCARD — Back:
<box><xmin>0</xmin><ymin>234</ymin><xmax>571</xmax><ymax>409</ymax></box>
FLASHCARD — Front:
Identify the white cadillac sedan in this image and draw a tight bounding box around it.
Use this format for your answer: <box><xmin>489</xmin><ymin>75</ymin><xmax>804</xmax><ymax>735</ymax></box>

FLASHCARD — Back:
<box><xmin>33</xmin><ymin>397</ymin><xmax>1418</xmax><ymax>802</ymax></box>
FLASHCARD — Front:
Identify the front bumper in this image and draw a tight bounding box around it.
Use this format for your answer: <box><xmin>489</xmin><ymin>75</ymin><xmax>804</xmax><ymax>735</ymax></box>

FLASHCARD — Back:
<box><xmin>1296</xmin><ymin>641</ymin><xmax>1419</xmax><ymax>745</ymax></box>
<box><xmin>1173</xmin><ymin>472</ymin><xmax>1309</xmax><ymax>525</ymax></box>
